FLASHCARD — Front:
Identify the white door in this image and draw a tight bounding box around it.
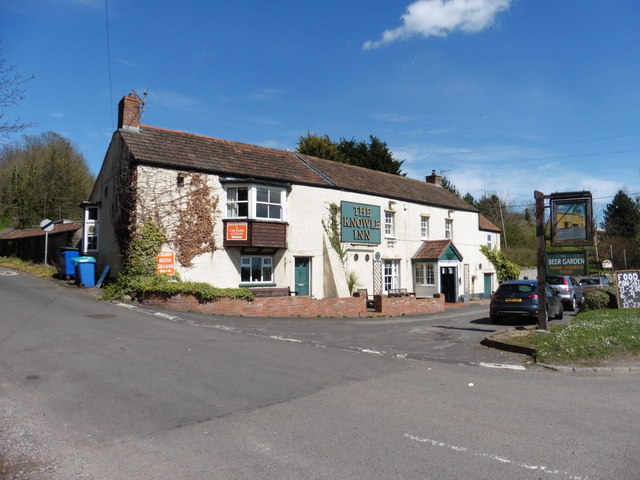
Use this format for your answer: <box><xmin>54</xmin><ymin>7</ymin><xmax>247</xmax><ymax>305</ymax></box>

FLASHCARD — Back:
<box><xmin>383</xmin><ymin>260</ymin><xmax>399</xmax><ymax>293</ymax></box>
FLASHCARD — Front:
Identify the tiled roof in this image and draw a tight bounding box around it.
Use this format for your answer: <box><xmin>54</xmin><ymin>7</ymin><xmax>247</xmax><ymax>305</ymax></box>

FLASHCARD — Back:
<box><xmin>0</xmin><ymin>222</ymin><xmax>82</xmax><ymax>240</ymax></box>
<box><xmin>119</xmin><ymin>126</ymin><xmax>478</xmax><ymax>213</ymax></box>
<box><xmin>413</xmin><ymin>239</ymin><xmax>454</xmax><ymax>261</ymax></box>
<box><xmin>479</xmin><ymin>214</ymin><xmax>501</xmax><ymax>232</ymax></box>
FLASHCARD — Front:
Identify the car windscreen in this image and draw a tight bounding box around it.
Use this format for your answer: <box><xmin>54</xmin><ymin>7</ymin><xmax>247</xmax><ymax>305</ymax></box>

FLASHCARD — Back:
<box><xmin>581</xmin><ymin>278</ymin><xmax>599</xmax><ymax>285</ymax></box>
<box><xmin>497</xmin><ymin>284</ymin><xmax>536</xmax><ymax>294</ymax></box>
<box><xmin>547</xmin><ymin>277</ymin><xmax>565</xmax><ymax>285</ymax></box>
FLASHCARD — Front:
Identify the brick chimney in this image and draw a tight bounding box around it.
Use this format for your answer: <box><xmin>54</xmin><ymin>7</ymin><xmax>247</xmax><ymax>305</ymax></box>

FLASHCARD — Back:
<box><xmin>117</xmin><ymin>93</ymin><xmax>141</xmax><ymax>130</ymax></box>
<box><xmin>425</xmin><ymin>169</ymin><xmax>442</xmax><ymax>186</ymax></box>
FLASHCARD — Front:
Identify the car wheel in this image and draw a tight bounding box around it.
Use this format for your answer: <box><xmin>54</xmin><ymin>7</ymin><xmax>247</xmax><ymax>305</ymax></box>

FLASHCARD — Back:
<box><xmin>565</xmin><ymin>297</ymin><xmax>577</xmax><ymax>311</ymax></box>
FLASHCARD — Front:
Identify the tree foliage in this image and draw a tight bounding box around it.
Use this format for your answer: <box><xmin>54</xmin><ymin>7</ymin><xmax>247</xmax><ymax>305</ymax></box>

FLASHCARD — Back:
<box><xmin>603</xmin><ymin>190</ymin><xmax>640</xmax><ymax>239</ymax></box>
<box><xmin>0</xmin><ymin>49</ymin><xmax>34</xmax><ymax>138</ymax></box>
<box><xmin>0</xmin><ymin>132</ymin><xmax>94</xmax><ymax>228</ymax></box>
<box><xmin>296</xmin><ymin>132</ymin><xmax>404</xmax><ymax>175</ymax></box>
<box><xmin>438</xmin><ymin>175</ymin><xmax>461</xmax><ymax>198</ymax></box>
<box><xmin>480</xmin><ymin>245</ymin><xmax>521</xmax><ymax>283</ymax></box>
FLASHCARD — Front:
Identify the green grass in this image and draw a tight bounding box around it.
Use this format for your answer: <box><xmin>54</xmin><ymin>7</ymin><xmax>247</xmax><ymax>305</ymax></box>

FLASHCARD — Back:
<box><xmin>505</xmin><ymin>309</ymin><xmax>640</xmax><ymax>364</ymax></box>
<box><xmin>0</xmin><ymin>256</ymin><xmax>57</xmax><ymax>278</ymax></box>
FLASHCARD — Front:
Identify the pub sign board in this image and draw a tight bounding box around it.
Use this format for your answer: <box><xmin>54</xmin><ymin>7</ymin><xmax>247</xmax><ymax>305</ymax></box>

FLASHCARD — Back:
<box><xmin>546</xmin><ymin>251</ymin><xmax>588</xmax><ymax>276</ymax></box>
<box><xmin>340</xmin><ymin>201</ymin><xmax>381</xmax><ymax>244</ymax></box>
<box><xmin>550</xmin><ymin>191</ymin><xmax>593</xmax><ymax>246</ymax></box>
<box><xmin>615</xmin><ymin>270</ymin><xmax>640</xmax><ymax>309</ymax></box>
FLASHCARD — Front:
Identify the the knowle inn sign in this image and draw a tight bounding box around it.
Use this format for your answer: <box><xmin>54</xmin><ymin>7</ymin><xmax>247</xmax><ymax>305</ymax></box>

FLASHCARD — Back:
<box><xmin>341</xmin><ymin>201</ymin><xmax>381</xmax><ymax>244</ymax></box>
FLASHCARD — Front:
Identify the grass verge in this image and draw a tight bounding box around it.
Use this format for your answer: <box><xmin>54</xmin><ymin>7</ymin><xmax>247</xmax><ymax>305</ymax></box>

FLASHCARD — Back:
<box><xmin>502</xmin><ymin>309</ymin><xmax>640</xmax><ymax>365</ymax></box>
<box><xmin>0</xmin><ymin>257</ymin><xmax>57</xmax><ymax>279</ymax></box>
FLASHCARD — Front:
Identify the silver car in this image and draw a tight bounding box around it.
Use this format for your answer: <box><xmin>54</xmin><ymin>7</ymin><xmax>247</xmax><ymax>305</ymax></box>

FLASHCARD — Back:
<box><xmin>547</xmin><ymin>275</ymin><xmax>584</xmax><ymax>311</ymax></box>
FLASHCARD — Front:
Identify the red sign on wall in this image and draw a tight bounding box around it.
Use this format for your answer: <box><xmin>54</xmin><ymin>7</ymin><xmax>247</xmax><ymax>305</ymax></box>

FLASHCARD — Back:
<box><xmin>156</xmin><ymin>250</ymin><xmax>175</xmax><ymax>275</ymax></box>
<box><xmin>226</xmin><ymin>222</ymin><xmax>248</xmax><ymax>241</ymax></box>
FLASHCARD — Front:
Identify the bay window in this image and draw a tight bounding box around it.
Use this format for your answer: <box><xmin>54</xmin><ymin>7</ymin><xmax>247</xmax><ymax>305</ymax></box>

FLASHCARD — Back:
<box><xmin>226</xmin><ymin>185</ymin><xmax>284</xmax><ymax>221</ymax></box>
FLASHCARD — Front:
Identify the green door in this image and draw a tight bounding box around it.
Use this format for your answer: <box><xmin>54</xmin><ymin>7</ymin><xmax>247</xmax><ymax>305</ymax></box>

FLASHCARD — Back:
<box><xmin>294</xmin><ymin>257</ymin><xmax>310</xmax><ymax>296</ymax></box>
<box><xmin>484</xmin><ymin>273</ymin><xmax>493</xmax><ymax>299</ymax></box>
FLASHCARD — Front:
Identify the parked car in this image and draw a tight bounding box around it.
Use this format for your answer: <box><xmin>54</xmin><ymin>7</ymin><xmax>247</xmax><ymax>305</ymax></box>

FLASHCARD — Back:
<box><xmin>490</xmin><ymin>280</ymin><xmax>563</xmax><ymax>323</ymax></box>
<box><xmin>546</xmin><ymin>275</ymin><xmax>584</xmax><ymax>311</ymax></box>
<box><xmin>579</xmin><ymin>276</ymin><xmax>612</xmax><ymax>292</ymax></box>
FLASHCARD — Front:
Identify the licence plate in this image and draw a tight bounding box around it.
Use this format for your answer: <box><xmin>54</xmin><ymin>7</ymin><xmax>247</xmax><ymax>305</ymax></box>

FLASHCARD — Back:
<box><xmin>505</xmin><ymin>298</ymin><xmax>522</xmax><ymax>302</ymax></box>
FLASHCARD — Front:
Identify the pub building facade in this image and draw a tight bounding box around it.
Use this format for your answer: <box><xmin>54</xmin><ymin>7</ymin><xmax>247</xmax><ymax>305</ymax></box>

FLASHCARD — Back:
<box><xmin>83</xmin><ymin>94</ymin><xmax>500</xmax><ymax>302</ymax></box>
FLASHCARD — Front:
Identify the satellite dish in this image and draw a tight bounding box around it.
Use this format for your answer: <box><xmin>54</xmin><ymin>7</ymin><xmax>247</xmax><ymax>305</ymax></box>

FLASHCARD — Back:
<box><xmin>39</xmin><ymin>219</ymin><xmax>54</xmax><ymax>232</ymax></box>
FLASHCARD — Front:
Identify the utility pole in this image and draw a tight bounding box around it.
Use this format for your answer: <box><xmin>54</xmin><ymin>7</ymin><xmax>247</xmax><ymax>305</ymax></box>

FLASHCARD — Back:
<box><xmin>535</xmin><ymin>191</ymin><xmax>547</xmax><ymax>329</ymax></box>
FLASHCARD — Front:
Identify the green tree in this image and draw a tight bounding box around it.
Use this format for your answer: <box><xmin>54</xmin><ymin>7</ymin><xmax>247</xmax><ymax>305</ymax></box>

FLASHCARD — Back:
<box><xmin>480</xmin><ymin>245</ymin><xmax>521</xmax><ymax>283</ymax></box>
<box><xmin>296</xmin><ymin>132</ymin><xmax>404</xmax><ymax>175</ymax></box>
<box><xmin>603</xmin><ymin>190</ymin><xmax>640</xmax><ymax>239</ymax></box>
<box><xmin>440</xmin><ymin>175</ymin><xmax>461</xmax><ymax>197</ymax></box>
<box><xmin>296</xmin><ymin>132</ymin><xmax>344</xmax><ymax>162</ymax></box>
<box><xmin>0</xmin><ymin>132</ymin><xmax>94</xmax><ymax>228</ymax></box>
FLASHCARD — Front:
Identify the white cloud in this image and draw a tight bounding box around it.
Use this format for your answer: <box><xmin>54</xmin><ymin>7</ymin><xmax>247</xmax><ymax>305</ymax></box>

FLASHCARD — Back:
<box><xmin>148</xmin><ymin>91</ymin><xmax>199</xmax><ymax>110</ymax></box>
<box><xmin>374</xmin><ymin>112</ymin><xmax>423</xmax><ymax>123</ymax></box>
<box><xmin>51</xmin><ymin>112</ymin><xmax>64</xmax><ymax>118</ymax></box>
<box><xmin>249</xmin><ymin>88</ymin><xmax>286</xmax><ymax>102</ymax></box>
<box><xmin>364</xmin><ymin>0</ymin><xmax>512</xmax><ymax>50</ymax></box>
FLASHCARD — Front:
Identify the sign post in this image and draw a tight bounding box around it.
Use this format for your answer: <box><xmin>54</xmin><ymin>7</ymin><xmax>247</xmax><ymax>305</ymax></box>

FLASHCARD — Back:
<box><xmin>39</xmin><ymin>219</ymin><xmax>54</xmax><ymax>265</ymax></box>
<box><xmin>534</xmin><ymin>191</ymin><xmax>547</xmax><ymax>330</ymax></box>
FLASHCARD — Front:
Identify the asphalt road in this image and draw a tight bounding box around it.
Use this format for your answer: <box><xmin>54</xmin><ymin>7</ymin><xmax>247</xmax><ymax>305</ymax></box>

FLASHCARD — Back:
<box><xmin>1</xmin><ymin>268</ymin><xmax>639</xmax><ymax>479</ymax></box>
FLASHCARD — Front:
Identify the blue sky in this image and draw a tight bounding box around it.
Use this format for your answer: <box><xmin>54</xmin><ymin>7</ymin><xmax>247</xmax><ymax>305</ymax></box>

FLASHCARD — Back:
<box><xmin>2</xmin><ymin>0</ymin><xmax>639</xmax><ymax>218</ymax></box>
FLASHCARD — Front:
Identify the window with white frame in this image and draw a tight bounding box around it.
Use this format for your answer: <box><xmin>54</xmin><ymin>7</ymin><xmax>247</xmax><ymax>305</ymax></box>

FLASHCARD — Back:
<box><xmin>240</xmin><ymin>256</ymin><xmax>273</xmax><ymax>283</ymax></box>
<box><xmin>226</xmin><ymin>185</ymin><xmax>284</xmax><ymax>221</ymax></box>
<box><xmin>415</xmin><ymin>263</ymin><xmax>435</xmax><ymax>285</ymax></box>
<box><xmin>445</xmin><ymin>219</ymin><xmax>453</xmax><ymax>239</ymax></box>
<box><xmin>486</xmin><ymin>233</ymin><xmax>492</xmax><ymax>250</ymax></box>
<box><xmin>383</xmin><ymin>259</ymin><xmax>399</xmax><ymax>292</ymax></box>
<box><xmin>420</xmin><ymin>216</ymin><xmax>430</xmax><ymax>240</ymax></box>
<box><xmin>255</xmin><ymin>187</ymin><xmax>282</xmax><ymax>220</ymax></box>
<box><xmin>83</xmin><ymin>206</ymin><xmax>99</xmax><ymax>252</ymax></box>
<box><xmin>384</xmin><ymin>211</ymin><xmax>395</xmax><ymax>237</ymax></box>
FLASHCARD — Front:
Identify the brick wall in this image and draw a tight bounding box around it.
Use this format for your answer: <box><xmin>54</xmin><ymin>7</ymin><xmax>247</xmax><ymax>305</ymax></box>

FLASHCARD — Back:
<box><xmin>140</xmin><ymin>293</ymin><xmax>445</xmax><ymax>318</ymax></box>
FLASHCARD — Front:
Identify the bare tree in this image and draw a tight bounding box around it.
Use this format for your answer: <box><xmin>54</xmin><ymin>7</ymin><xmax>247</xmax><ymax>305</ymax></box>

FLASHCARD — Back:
<box><xmin>0</xmin><ymin>49</ymin><xmax>34</xmax><ymax>139</ymax></box>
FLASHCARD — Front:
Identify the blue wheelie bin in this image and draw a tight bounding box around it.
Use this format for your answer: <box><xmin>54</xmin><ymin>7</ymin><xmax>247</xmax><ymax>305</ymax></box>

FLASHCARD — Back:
<box><xmin>57</xmin><ymin>248</ymin><xmax>79</xmax><ymax>279</ymax></box>
<box><xmin>72</xmin><ymin>256</ymin><xmax>96</xmax><ymax>288</ymax></box>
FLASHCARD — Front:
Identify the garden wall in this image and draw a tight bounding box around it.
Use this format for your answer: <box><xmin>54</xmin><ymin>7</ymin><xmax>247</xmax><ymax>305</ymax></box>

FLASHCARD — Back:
<box><xmin>140</xmin><ymin>293</ymin><xmax>445</xmax><ymax>318</ymax></box>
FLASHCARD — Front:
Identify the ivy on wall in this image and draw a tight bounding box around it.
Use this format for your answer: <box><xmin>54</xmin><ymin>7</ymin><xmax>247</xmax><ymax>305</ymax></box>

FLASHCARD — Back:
<box><xmin>174</xmin><ymin>173</ymin><xmax>217</xmax><ymax>267</ymax></box>
<box><xmin>114</xmin><ymin>163</ymin><xmax>218</xmax><ymax>270</ymax></box>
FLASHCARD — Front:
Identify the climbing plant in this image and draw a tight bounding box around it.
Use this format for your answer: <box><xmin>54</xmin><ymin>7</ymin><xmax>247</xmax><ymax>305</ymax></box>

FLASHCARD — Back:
<box><xmin>480</xmin><ymin>245</ymin><xmax>521</xmax><ymax>283</ymax></box>
<box><xmin>173</xmin><ymin>173</ymin><xmax>217</xmax><ymax>266</ymax></box>
<box><xmin>322</xmin><ymin>202</ymin><xmax>347</xmax><ymax>265</ymax></box>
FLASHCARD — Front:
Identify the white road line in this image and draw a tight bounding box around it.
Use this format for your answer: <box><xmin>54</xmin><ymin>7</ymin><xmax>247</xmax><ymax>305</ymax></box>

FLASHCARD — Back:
<box><xmin>475</xmin><ymin>362</ymin><xmax>526</xmax><ymax>371</ymax></box>
<box><xmin>405</xmin><ymin>434</ymin><xmax>587</xmax><ymax>479</ymax></box>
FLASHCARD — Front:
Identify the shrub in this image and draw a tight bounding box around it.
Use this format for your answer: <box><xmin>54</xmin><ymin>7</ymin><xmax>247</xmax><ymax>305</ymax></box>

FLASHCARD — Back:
<box><xmin>103</xmin><ymin>273</ymin><xmax>254</xmax><ymax>302</ymax></box>
<box><xmin>602</xmin><ymin>286</ymin><xmax>619</xmax><ymax>308</ymax></box>
<box><xmin>581</xmin><ymin>290</ymin><xmax>610</xmax><ymax>311</ymax></box>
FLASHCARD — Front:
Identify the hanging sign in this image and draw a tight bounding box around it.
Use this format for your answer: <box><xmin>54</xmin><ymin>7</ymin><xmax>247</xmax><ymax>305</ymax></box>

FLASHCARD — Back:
<box><xmin>550</xmin><ymin>191</ymin><xmax>593</xmax><ymax>246</ymax></box>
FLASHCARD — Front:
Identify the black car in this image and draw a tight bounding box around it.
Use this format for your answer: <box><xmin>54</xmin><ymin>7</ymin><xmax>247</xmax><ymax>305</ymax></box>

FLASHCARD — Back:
<box><xmin>490</xmin><ymin>280</ymin><xmax>563</xmax><ymax>323</ymax></box>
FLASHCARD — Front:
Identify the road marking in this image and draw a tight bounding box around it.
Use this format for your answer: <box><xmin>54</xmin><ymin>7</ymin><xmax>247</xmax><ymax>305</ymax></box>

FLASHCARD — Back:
<box><xmin>475</xmin><ymin>362</ymin><xmax>526</xmax><ymax>371</ymax></box>
<box><xmin>0</xmin><ymin>270</ymin><xmax>18</xmax><ymax>276</ymax></box>
<box><xmin>405</xmin><ymin>434</ymin><xmax>587</xmax><ymax>479</ymax></box>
